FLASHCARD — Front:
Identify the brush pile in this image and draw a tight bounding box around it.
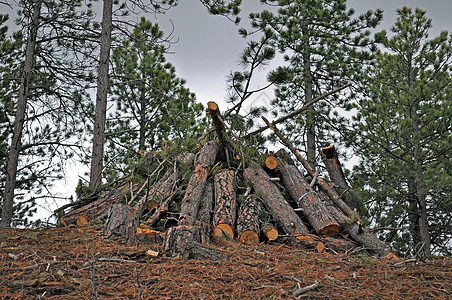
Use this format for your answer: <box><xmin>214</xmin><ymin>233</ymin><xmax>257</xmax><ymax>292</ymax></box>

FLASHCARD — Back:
<box><xmin>57</xmin><ymin>101</ymin><xmax>390</xmax><ymax>259</ymax></box>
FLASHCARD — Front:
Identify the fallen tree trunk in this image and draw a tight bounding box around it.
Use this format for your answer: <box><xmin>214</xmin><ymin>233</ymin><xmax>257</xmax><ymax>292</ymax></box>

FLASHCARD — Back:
<box><xmin>321</xmin><ymin>145</ymin><xmax>357</xmax><ymax>211</ymax></box>
<box><xmin>277</xmin><ymin>156</ymin><xmax>340</xmax><ymax>237</ymax></box>
<box><xmin>60</xmin><ymin>182</ymin><xmax>133</xmax><ymax>225</ymax></box>
<box><xmin>237</xmin><ymin>195</ymin><xmax>261</xmax><ymax>243</ymax></box>
<box><xmin>164</xmin><ymin>141</ymin><xmax>222</xmax><ymax>259</ymax></box>
<box><xmin>261</xmin><ymin>222</ymin><xmax>279</xmax><ymax>241</ymax></box>
<box><xmin>262</xmin><ymin>117</ymin><xmax>354</xmax><ymax>218</ymax></box>
<box><xmin>103</xmin><ymin>204</ymin><xmax>138</xmax><ymax>243</ymax></box>
<box><xmin>208</xmin><ymin>101</ymin><xmax>236</xmax><ymax>166</ymax></box>
<box><xmin>244</xmin><ymin>166</ymin><xmax>309</xmax><ymax>237</ymax></box>
<box><xmin>213</xmin><ymin>170</ymin><xmax>237</xmax><ymax>240</ymax></box>
<box><xmin>197</xmin><ymin>179</ymin><xmax>215</xmax><ymax>244</ymax></box>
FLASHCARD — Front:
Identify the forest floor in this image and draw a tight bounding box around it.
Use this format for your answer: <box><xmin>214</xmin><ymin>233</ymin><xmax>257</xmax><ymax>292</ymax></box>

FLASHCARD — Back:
<box><xmin>0</xmin><ymin>225</ymin><xmax>451</xmax><ymax>299</ymax></box>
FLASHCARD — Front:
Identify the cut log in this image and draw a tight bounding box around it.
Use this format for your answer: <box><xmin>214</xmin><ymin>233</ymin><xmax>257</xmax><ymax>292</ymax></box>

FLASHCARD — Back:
<box><xmin>277</xmin><ymin>157</ymin><xmax>340</xmax><ymax>237</ymax></box>
<box><xmin>207</xmin><ymin>101</ymin><xmax>237</xmax><ymax>166</ymax></box>
<box><xmin>323</xmin><ymin>198</ymin><xmax>390</xmax><ymax>255</ymax></box>
<box><xmin>237</xmin><ymin>195</ymin><xmax>261</xmax><ymax>243</ymax></box>
<box><xmin>61</xmin><ymin>182</ymin><xmax>132</xmax><ymax>225</ymax></box>
<box><xmin>264</xmin><ymin>155</ymin><xmax>278</xmax><ymax>171</ymax></box>
<box><xmin>102</xmin><ymin>204</ymin><xmax>139</xmax><ymax>241</ymax></box>
<box><xmin>213</xmin><ymin>170</ymin><xmax>237</xmax><ymax>240</ymax></box>
<box><xmin>320</xmin><ymin>145</ymin><xmax>357</xmax><ymax>211</ymax></box>
<box><xmin>262</xmin><ymin>117</ymin><xmax>354</xmax><ymax>218</ymax></box>
<box><xmin>164</xmin><ymin>141</ymin><xmax>221</xmax><ymax>259</ymax></box>
<box><xmin>261</xmin><ymin>222</ymin><xmax>279</xmax><ymax>241</ymax></box>
<box><xmin>178</xmin><ymin>141</ymin><xmax>219</xmax><ymax>226</ymax></box>
<box><xmin>197</xmin><ymin>179</ymin><xmax>215</xmax><ymax>244</ymax></box>
<box><xmin>244</xmin><ymin>166</ymin><xmax>309</xmax><ymax>236</ymax></box>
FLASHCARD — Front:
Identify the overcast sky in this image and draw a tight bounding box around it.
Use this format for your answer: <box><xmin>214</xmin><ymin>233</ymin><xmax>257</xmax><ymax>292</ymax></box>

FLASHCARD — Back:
<box><xmin>149</xmin><ymin>0</ymin><xmax>452</xmax><ymax>111</ymax></box>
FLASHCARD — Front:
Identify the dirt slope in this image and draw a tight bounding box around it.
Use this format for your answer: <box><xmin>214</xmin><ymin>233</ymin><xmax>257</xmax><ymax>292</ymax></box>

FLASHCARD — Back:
<box><xmin>1</xmin><ymin>226</ymin><xmax>450</xmax><ymax>299</ymax></box>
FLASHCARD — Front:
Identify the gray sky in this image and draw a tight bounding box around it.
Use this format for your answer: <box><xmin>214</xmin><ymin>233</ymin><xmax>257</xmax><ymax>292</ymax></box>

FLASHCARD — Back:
<box><xmin>150</xmin><ymin>0</ymin><xmax>452</xmax><ymax>110</ymax></box>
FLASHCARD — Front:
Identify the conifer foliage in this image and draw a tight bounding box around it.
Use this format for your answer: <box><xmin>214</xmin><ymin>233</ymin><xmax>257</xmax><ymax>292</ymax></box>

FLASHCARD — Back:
<box><xmin>351</xmin><ymin>8</ymin><xmax>452</xmax><ymax>256</ymax></box>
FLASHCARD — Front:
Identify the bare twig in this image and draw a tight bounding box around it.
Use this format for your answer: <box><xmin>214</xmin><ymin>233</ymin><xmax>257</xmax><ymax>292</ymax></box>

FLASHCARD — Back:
<box><xmin>293</xmin><ymin>280</ymin><xmax>319</xmax><ymax>297</ymax></box>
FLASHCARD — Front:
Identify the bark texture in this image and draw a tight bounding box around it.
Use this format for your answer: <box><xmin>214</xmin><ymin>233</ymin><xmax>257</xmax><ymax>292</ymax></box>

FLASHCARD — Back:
<box><xmin>178</xmin><ymin>141</ymin><xmax>219</xmax><ymax>225</ymax></box>
<box><xmin>321</xmin><ymin>145</ymin><xmax>357</xmax><ymax>211</ymax></box>
<box><xmin>1</xmin><ymin>0</ymin><xmax>43</xmax><ymax>228</ymax></box>
<box><xmin>244</xmin><ymin>166</ymin><xmax>309</xmax><ymax>236</ymax></box>
<box><xmin>213</xmin><ymin>170</ymin><xmax>237</xmax><ymax>240</ymax></box>
<box><xmin>237</xmin><ymin>195</ymin><xmax>261</xmax><ymax>243</ymax></box>
<box><xmin>277</xmin><ymin>158</ymin><xmax>340</xmax><ymax>237</ymax></box>
<box><xmin>89</xmin><ymin>0</ymin><xmax>113</xmax><ymax>190</ymax></box>
<box><xmin>103</xmin><ymin>204</ymin><xmax>138</xmax><ymax>240</ymax></box>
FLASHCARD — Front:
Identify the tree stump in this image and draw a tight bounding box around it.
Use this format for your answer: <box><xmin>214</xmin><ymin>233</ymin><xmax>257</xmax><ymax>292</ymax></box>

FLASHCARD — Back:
<box><xmin>103</xmin><ymin>204</ymin><xmax>138</xmax><ymax>242</ymax></box>
<box><xmin>244</xmin><ymin>166</ymin><xmax>309</xmax><ymax>237</ymax></box>
<box><xmin>277</xmin><ymin>158</ymin><xmax>340</xmax><ymax>237</ymax></box>
<box><xmin>213</xmin><ymin>170</ymin><xmax>237</xmax><ymax>240</ymax></box>
<box><xmin>237</xmin><ymin>195</ymin><xmax>262</xmax><ymax>243</ymax></box>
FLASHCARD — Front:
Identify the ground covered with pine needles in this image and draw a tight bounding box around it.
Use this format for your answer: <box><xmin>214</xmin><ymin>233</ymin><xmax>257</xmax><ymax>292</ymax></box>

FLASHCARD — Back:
<box><xmin>1</xmin><ymin>225</ymin><xmax>451</xmax><ymax>299</ymax></box>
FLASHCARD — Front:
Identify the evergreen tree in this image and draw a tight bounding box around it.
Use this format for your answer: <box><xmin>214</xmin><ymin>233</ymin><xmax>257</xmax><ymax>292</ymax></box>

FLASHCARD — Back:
<box><xmin>105</xmin><ymin>18</ymin><xmax>206</xmax><ymax>180</ymax></box>
<box><xmin>351</xmin><ymin>7</ymin><xmax>452</xmax><ymax>256</ymax></box>
<box><xmin>89</xmin><ymin>0</ymin><xmax>242</xmax><ymax>190</ymax></box>
<box><xmin>246</xmin><ymin>0</ymin><xmax>382</xmax><ymax>167</ymax></box>
<box><xmin>1</xmin><ymin>0</ymin><xmax>97</xmax><ymax>227</ymax></box>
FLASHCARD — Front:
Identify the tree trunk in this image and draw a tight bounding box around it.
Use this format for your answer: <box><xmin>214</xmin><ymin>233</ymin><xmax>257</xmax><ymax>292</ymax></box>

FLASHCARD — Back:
<box><xmin>103</xmin><ymin>204</ymin><xmax>138</xmax><ymax>242</ymax></box>
<box><xmin>89</xmin><ymin>0</ymin><xmax>113</xmax><ymax>191</ymax></box>
<box><xmin>164</xmin><ymin>141</ymin><xmax>220</xmax><ymax>259</ymax></box>
<box><xmin>261</xmin><ymin>222</ymin><xmax>279</xmax><ymax>241</ymax></box>
<box><xmin>197</xmin><ymin>179</ymin><xmax>214</xmax><ymax>244</ymax></box>
<box><xmin>213</xmin><ymin>170</ymin><xmax>237</xmax><ymax>240</ymax></box>
<box><xmin>323</xmin><ymin>198</ymin><xmax>390</xmax><ymax>255</ymax></box>
<box><xmin>178</xmin><ymin>141</ymin><xmax>219</xmax><ymax>225</ymax></box>
<box><xmin>277</xmin><ymin>157</ymin><xmax>340</xmax><ymax>237</ymax></box>
<box><xmin>321</xmin><ymin>145</ymin><xmax>357</xmax><ymax>211</ymax></box>
<box><xmin>263</xmin><ymin>119</ymin><xmax>353</xmax><ymax>218</ymax></box>
<box><xmin>244</xmin><ymin>166</ymin><xmax>309</xmax><ymax>237</ymax></box>
<box><xmin>207</xmin><ymin>101</ymin><xmax>236</xmax><ymax>166</ymax></box>
<box><xmin>1</xmin><ymin>0</ymin><xmax>42</xmax><ymax>228</ymax></box>
<box><xmin>237</xmin><ymin>195</ymin><xmax>261</xmax><ymax>243</ymax></box>
<box><xmin>60</xmin><ymin>182</ymin><xmax>132</xmax><ymax>225</ymax></box>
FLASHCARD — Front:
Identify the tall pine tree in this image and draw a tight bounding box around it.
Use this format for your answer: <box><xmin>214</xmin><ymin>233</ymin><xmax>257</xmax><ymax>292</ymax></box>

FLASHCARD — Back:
<box><xmin>352</xmin><ymin>7</ymin><xmax>452</xmax><ymax>256</ymax></box>
<box><xmin>104</xmin><ymin>18</ymin><xmax>205</xmax><ymax>180</ymax></box>
<box><xmin>246</xmin><ymin>0</ymin><xmax>382</xmax><ymax>167</ymax></box>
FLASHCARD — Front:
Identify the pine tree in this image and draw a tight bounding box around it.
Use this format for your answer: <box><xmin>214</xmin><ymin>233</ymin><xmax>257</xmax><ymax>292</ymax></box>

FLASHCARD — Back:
<box><xmin>352</xmin><ymin>7</ymin><xmax>452</xmax><ymax>256</ymax></box>
<box><xmin>1</xmin><ymin>0</ymin><xmax>97</xmax><ymax>227</ymax></box>
<box><xmin>246</xmin><ymin>0</ymin><xmax>382</xmax><ymax>167</ymax></box>
<box><xmin>104</xmin><ymin>18</ymin><xmax>206</xmax><ymax>180</ymax></box>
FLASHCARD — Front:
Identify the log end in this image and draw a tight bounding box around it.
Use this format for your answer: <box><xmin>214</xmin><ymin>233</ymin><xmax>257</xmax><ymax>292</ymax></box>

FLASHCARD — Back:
<box><xmin>213</xmin><ymin>223</ymin><xmax>234</xmax><ymax>240</ymax></box>
<box><xmin>318</xmin><ymin>224</ymin><xmax>340</xmax><ymax>237</ymax></box>
<box><xmin>239</xmin><ymin>230</ymin><xmax>259</xmax><ymax>243</ymax></box>
<box><xmin>321</xmin><ymin>145</ymin><xmax>337</xmax><ymax>159</ymax></box>
<box><xmin>265</xmin><ymin>227</ymin><xmax>279</xmax><ymax>241</ymax></box>
<box><xmin>265</xmin><ymin>155</ymin><xmax>278</xmax><ymax>171</ymax></box>
<box><xmin>76</xmin><ymin>215</ymin><xmax>88</xmax><ymax>227</ymax></box>
<box><xmin>207</xmin><ymin>101</ymin><xmax>218</xmax><ymax>112</ymax></box>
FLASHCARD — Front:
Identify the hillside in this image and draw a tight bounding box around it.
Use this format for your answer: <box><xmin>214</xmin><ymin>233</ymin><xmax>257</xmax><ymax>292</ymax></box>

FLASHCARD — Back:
<box><xmin>1</xmin><ymin>225</ymin><xmax>450</xmax><ymax>299</ymax></box>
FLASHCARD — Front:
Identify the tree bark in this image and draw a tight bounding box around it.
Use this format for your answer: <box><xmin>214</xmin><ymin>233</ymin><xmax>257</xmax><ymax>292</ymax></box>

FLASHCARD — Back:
<box><xmin>213</xmin><ymin>170</ymin><xmax>237</xmax><ymax>240</ymax></box>
<box><xmin>197</xmin><ymin>179</ymin><xmax>214</xmax><ymax>244</ymax></box>
<box><xmin>102</xmin><ymin>204</ymin><xmax>138</xmax><ymax>241</ymax></box>
<box><xmin>1</xmin><ymin>0</ymin><xmax>42</xmax><ymax>228</ymax></box>
<box><xmin>178</xmin><ymin>141</ymin><xmax>219</xmax><ymax>225</ymax></box>
<box><xmin>323</xmin><ymin>198</ymin><xmax>390</xmax><ymax>255</ymax></box>
<box><xmin>321</xmin><ymin>145</ymin><xmax>357</xmax><ymax>211</ymax></box>
<box><xmin>237</xmin><ymin>195</ymin><xmax>261</xmax><ymax>243</ymax></box>
<box><xmin>263</xmin><ymin>117</ymin><xmax>353</xmax><ymax>218</ymax></box>
<box><xmin>60</xmin><ymin>182</ymin><xmax>132</xmax><ymax>225</ymax></box>
<box><xmin>244</xmin><ymin>166</ymin><xmax>309</xmax><ymax>237</ymax></box>
<box><xmin>89</xmin><ymin>0</ymin><xmax>113</xmax><ymax>191</ymax></box>
<box><xmin>277</xmin><ymin>157</ymin><xmax>340</xmax><ymax>237</ymax></box>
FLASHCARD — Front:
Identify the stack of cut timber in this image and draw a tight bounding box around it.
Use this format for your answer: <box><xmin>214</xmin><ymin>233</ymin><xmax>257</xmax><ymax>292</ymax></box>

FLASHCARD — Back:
<box><xmin>59</xmin><ymin>101</ymin><xmax>390</xmax><ymax>259</ymax></box>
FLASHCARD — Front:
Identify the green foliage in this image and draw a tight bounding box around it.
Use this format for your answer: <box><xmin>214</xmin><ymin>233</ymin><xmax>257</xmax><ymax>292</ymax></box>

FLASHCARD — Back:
<box><xmin>351</xmin><ymin>7</ymin><xmax>452</xmax><ymax>256</ymax></box>
<box><xmin>105</xmin><ymin>18</ymin><xmax>207</xmax><ymax>180</ymax></box>
<box><xmin>245</xmin><ymin>0</ymin><xmax>382</xmax><ymax>163</ymax></box>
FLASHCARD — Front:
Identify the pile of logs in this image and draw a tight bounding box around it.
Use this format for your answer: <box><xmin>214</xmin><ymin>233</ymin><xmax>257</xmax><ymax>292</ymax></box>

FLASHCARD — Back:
<box><xmin>58</xmin><ymin>99</ymin><xmax>390</xmax><ymax>260</ymax></box>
